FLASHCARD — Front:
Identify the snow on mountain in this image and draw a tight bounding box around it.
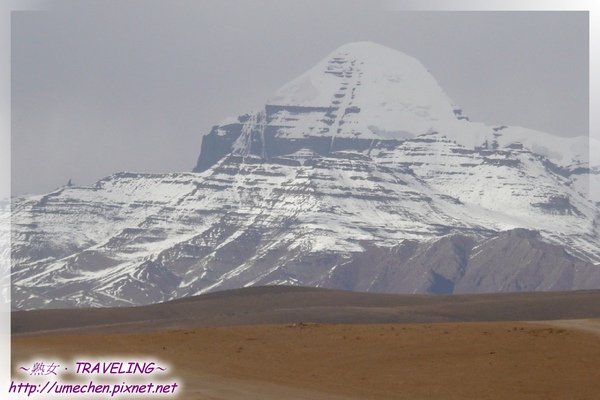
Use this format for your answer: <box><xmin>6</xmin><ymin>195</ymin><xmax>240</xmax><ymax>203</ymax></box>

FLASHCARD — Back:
<box><xmin>10</xmin><ymin>42</ymin><xmax>600</xmax><ymax>310</ymax></box>
<box><xmin>269</xmin><ymin>41</ymin><xmax>460</xmax><ymax>138</ymax></box>
<box><xmin>268</xmin><ymin>42</ymin><xmax>592</xmax><ymax>168</ymax></box>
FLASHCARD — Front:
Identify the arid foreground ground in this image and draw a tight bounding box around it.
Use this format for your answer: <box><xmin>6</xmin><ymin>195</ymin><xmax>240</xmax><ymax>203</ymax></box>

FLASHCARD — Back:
<box><xmin>12</xmin><ymin>287</ymin><xmax>600</xmax><ymax>399</ymax></box>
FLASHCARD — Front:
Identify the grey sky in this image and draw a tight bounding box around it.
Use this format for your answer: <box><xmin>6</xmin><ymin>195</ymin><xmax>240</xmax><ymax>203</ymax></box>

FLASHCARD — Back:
<box><xmin>11</xmin><ymin>1</ymin><xmax>589</xmax><ymax>196</ymax></box>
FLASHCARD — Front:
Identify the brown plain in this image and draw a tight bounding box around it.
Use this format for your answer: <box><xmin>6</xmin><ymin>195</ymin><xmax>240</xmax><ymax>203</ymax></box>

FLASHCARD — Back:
<box><xmin>12</xmin><ymin>287</ymin><xmax>600</xmax><ymax>399</ymax></box>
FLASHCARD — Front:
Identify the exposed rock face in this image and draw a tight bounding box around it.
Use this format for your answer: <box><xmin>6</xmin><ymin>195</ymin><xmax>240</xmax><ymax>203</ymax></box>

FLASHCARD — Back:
<box><xmin>10</xmin><ymin>42</ymin><xmax>600</xmax><ymax>310</ymax></box>
<box><xmin>321</xmin><ymin>230</ymin><xmax>600</xmax><ymax>295</ymax></box>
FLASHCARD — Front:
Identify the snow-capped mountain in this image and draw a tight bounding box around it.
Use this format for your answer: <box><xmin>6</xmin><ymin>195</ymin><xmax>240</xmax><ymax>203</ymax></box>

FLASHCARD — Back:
<box><xmin>10</xmin><ymin>42</ymin><xmax>600</xmax><ymax>310</ymax></box>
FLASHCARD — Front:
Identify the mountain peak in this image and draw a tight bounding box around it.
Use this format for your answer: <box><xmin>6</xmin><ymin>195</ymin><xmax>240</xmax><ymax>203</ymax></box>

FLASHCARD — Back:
<box><xmin>267</xmin><ymin>41</ymin><xmax>460</xmax><ymax>137</ymax></box>
<box><xmin>194</xmin><ymin>42</ymin><xmax>594</xmax><ymax>177</ymax></box>
<box><xmin>329</xmin><ymin>41</ymin><xmax>410</xmax><ymax>59</ymax></box>
<box><xmin>329</xmin><ymin>41</ymin><xmax>420</xmax><ymax>64</ymax></box>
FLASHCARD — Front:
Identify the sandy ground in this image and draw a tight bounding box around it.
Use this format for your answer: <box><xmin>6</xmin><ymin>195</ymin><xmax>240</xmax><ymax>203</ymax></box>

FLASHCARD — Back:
<box><xmin>12</xmin><ymin>319</ymin><xmax>600</xmax><ymax>400</ymax></box>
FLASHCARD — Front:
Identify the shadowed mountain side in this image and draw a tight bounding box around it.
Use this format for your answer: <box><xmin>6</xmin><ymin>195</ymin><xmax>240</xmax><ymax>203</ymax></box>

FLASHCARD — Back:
<box><xmin>12</xmin><ymin>286</ymin><xmax>600</xmax><ymax>337</ymax></box>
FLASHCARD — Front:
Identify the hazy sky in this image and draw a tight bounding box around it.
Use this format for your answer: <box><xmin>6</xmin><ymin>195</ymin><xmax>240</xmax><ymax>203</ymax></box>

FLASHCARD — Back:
<box><xmin>11</xmin><ymin>1</ymin><xmax>589</xmax><ymax>196</ymax></box>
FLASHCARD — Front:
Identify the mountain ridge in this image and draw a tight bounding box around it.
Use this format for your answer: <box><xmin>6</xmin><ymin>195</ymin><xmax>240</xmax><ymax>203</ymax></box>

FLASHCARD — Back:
<box><xmin>9</xmin><ymin>42</ymin><xmax>600</xmax><ymax>310</ymax></box>
<box><xmin>13</xmin><ymin>285</ymin><xmax>600</xmax><ymax>336</ymax></box>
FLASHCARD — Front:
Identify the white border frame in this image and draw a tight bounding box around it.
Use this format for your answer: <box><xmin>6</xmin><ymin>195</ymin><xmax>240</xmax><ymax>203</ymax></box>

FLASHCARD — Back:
<box><xmin>2</xmin><ymin>1</ymin><xmax>596</xmax><ymax>397</ymax></box>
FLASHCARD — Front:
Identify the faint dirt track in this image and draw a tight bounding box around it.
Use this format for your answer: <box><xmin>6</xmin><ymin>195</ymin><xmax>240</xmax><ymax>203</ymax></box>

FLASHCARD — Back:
<box><xmin>544</xmin><ymin>318</ymin><xmax>600</xmax><ymax>336</ymax></box>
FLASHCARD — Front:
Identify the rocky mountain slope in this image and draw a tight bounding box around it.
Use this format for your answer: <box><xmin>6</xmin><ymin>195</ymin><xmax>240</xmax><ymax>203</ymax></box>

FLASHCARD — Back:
<box><xmin>10</xmin><ymin>42</ymin><xmax>600</xmax><ymax>310</ymax></box>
